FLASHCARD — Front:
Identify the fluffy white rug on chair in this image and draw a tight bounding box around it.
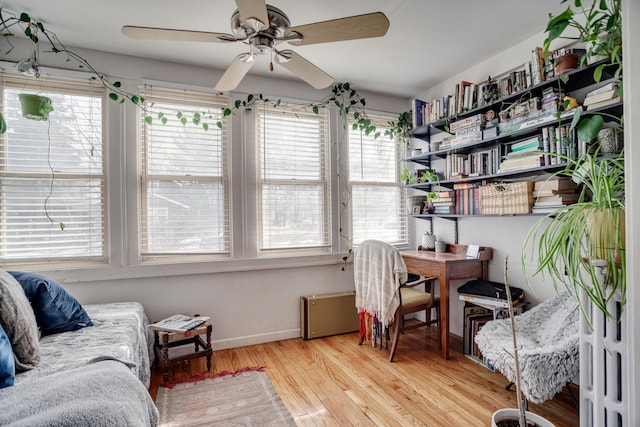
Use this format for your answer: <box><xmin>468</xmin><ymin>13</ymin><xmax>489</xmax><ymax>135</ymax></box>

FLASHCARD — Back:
<box><xmin>474</xmin><ymin>291</ymin><xmax>579</xmax><ymax>404</ymax></box>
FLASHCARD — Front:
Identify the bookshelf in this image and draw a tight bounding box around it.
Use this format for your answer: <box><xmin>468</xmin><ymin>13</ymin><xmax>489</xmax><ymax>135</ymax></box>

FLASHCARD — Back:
<box><xmin>404</xmin><ymin>57</ymin><xmax>622</xmax><ymax>224</ymax></box>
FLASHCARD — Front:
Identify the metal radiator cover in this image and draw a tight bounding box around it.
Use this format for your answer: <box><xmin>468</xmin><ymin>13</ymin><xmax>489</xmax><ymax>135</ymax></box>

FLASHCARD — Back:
<box><xmin>300</xmin><ymin>291</ymin><xmax>359</xmax><ymax>340</ymax></box>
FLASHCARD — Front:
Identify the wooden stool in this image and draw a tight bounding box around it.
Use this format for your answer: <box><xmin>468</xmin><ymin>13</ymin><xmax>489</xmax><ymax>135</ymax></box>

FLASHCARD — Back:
<box><xmin>153</xmin><ymin>322</ymin><xmax>212</xmax><ymax>382</ymax></box>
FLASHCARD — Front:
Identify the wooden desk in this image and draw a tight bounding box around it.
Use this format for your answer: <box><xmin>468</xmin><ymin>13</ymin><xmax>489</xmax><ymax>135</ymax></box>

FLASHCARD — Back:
<box><xmin>400</xmin><ymin>244</ymin><xmax>493</xmax><ymax>360</ymax></box>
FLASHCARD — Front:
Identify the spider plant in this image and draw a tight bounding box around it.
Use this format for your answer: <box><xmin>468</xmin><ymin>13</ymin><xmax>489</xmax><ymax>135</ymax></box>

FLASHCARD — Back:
<box><xmin>522</xmin><ymin>147</ymin><xmax>625</xmax><ymax>320</ymax></box>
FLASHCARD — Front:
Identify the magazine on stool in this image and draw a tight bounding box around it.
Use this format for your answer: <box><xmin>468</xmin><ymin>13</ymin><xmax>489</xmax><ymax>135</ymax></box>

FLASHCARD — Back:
<box><xmin>149</xmin><ymin>314</ymin><xmax>210</xmax><ymax>333</ymax></box>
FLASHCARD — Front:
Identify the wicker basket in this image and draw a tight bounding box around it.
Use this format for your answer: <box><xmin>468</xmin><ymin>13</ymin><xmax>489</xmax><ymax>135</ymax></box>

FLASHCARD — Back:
<box><xmin>480</xmin><ymin>181</ymin><xmax>534</xmax><ymax>215</ymax></box>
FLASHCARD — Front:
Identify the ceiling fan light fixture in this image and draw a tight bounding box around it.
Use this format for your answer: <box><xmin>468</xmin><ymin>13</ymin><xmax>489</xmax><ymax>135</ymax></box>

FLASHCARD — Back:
<box><xmin>240</xmin><ymin>52</ymin><xmax>257</xmax><ymax>63</ymax></box>
<box><xmin>124</xmin><ymin>1</ymin><xmax>389</xmax><ymax>91</ymax></box>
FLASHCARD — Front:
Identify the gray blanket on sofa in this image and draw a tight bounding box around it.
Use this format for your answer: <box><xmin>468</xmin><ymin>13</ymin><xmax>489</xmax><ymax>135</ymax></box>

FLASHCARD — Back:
<box><xmin>0</xmin><ymin>359</ymin><xmax>158</xmax><ymax>426</ymax></box>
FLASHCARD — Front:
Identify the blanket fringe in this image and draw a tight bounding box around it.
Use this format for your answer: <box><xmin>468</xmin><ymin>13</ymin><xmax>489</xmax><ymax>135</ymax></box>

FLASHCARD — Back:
<box><xmin>159</xmin><ymin>366</ymin><xmax>266</xmax><ymax>389</ymax></box>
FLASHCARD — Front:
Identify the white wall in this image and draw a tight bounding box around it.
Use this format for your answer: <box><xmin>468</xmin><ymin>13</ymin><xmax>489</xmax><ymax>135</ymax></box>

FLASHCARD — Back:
<box><xmin>3</xmin><ymin>38</ymin><xmax>409</xmax><ymax>350</ymax></box>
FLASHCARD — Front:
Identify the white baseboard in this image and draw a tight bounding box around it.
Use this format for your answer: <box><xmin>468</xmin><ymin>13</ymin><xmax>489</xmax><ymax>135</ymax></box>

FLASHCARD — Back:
<box><xmin>212</xmin><ymin>328</ymin><xmax>301</xmax><ymax>351</ymax></box>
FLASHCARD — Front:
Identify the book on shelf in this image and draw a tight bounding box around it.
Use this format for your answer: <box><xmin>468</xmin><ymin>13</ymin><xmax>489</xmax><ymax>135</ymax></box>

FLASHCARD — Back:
<box><xmin>149</xmin><ymin>314</ymin><xmax>210</xmax><ymax>333</ymax></box>
<box><xmin>450</xmin><ymin>114</ymin><xmax>485</xmax><ymax>133</ymax></box>
<box><xmin>466</xmin><ymin>313</ymin><xmax>493</xmax><ymax>356</ymax></box>
<box><xmin>586</xmin><ymin>96</ymin><xmax>622</xmax><ymax>111</ymax></box>
<box><xmin>510</xmin><ymin>135</ymin><xmax>542</xmax><ymax>152</ymax></box>
<box><xmin>531</xmin><ymin>47</ymin><xmax>545</xmax><ymax>85</ymax></box>
<box><xmin>534</xmin><ymin>177</ymin><xmax>578</xmax><ymax>193</ymax></box>
<box><xmin>583</xmin><ymin>89</ymin><xmax>618</xmax><ymax>106</ymax></box>
<box><xmin>531</xmin><ymin>205</ymin><xmax>564</xmax><ymax>214</ymax></box>
<box><xmin>411</xmin><ymin>98</ymin><xmax>428</xmax><ymax>128</ymax></box>
<box><xmin>433</xmin><ymin>206</ymin><xmax>456</xmax><ymax>214</ymax></box>
<box><xmin>498</xmin><ymin>154</ymin><xmax>544</xmax><ymax>173</ymax></box>
<box><xmin>584</xmin><ymin>80</ymin><xmax>619</xmax><ymax>98</ymax></box>
<box><xmin>533</xmin><ymin>193</ymin><xmax>579</xmax><ymax>206</ymax></box>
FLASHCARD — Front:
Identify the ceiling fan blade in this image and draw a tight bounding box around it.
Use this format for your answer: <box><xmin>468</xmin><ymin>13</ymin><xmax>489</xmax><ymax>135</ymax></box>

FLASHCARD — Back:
<box><xmin>214</xmin><ymin>54</ymin><xmax>256</xmax><ymax>91</ymax></box>
<box><xmin>286</xmin><ymin>12</ymin><xmax>390</xmax><ymax>46</ymax></box>
<box><xmin>235</xmin><ymin>0</ymin><xmax>269</xmax><ymax>31</ymax></box>
<box><xmin>122</xmin><ymin>26</ymin><xmax>234</xmax><ymax>43</ymax></box>
<box><xmin>275</xmin><ymin>50</ymin><xmax>334</xmax><ymax>90</ymax></box>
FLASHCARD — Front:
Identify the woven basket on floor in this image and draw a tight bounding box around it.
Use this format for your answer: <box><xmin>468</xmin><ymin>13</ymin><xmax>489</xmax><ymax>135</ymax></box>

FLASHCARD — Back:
<box><xmin>480</xmin><ymin>181</ymin><xmax>534</xmax><ymax>215</ymax></box>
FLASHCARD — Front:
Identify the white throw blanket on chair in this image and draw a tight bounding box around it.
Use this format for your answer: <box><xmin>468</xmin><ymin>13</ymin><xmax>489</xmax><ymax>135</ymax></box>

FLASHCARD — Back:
<box><xmin>354</xmin><ymin>240</ymin><xmax>408</xmax><ymax>328</ymax></box>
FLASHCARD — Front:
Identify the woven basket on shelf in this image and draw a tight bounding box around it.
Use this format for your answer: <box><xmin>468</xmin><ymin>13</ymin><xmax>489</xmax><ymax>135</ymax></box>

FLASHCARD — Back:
<box><xmin>480</xmin><ymin>181</ymin><xmax>534</xmax><ymax>215</ymax></box>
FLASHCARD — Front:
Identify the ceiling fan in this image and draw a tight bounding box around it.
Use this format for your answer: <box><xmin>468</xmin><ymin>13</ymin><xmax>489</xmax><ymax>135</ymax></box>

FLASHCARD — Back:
<box><xmin>122</xmin><ymin>0</ymin><xmax>389</xmax><ymax>91</ymax></box>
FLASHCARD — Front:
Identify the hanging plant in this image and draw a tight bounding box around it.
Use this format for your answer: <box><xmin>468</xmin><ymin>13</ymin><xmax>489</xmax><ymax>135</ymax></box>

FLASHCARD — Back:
<box><xmin>18</xmin><ymin>93</ymin><xmax>54</xmax><ymax>120</ymax></box>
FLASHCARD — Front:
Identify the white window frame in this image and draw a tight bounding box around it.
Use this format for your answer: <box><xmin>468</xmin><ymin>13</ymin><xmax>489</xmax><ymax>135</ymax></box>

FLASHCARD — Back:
<box><xmin>348</xmin><ymin>113</ymin><xmax>408</xmax><ymax>247</ymax></box>
<box><xmin>138</xmin><ymin>85</ymin><xmax>230</xmax><ymax>261</ymax></box>
<box><xmin>256</xmin><ymin>102</ymin><xmax>331</xmax><ymax>254</ymax></box>
<box><xmin>0</xmin><ymin>69</ymin><xmax>106</xmax><ymax>265</ymax></box>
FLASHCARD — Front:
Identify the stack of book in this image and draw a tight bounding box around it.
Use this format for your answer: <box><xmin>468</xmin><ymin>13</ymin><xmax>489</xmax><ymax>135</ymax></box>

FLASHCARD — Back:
<box><xmin>540</xmin><ymin>86</ymin><xmax>562</xmax><ymax>114</ymax></box>
<box><xmin>498</xmin><ymin>136</ymin><xmax>545</xmax><ymax>173</ymax></box>
<box><xmin>430</xmin><ymin>190</ymin><xmax>456</xmax><ymax>214</ymax></box>
<box><xmin>584</xmin><ymin>81</ymin><xmax>621</xmax><ymax>111</ymax></box>
<box><xmin>531</xmin><ymin>178</ymin><xmax>580</xmax><ymax>213</ymax></box>
<box><xmin>447</xmin><ymin>114</ymin><xmax>485</xmax><ymax>148</ymax></box>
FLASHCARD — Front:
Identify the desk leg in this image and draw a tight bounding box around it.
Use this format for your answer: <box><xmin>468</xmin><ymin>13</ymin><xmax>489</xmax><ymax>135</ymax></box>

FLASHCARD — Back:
<box><xmin>439</xmin><ymin>274</ymin><xmax>450</xmax><ymax>360</ymax></box>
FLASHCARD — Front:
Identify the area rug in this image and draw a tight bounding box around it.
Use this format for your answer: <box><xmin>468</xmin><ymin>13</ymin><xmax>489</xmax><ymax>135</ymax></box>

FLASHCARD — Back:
<box><xmin>155</xmin><ymin>367</ymin><xmax>296</xmax><ymax>426</ymax></box>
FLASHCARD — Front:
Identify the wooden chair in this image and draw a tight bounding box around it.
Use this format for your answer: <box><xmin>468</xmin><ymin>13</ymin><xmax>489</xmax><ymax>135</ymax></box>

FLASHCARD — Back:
<box><xmin>354</xmin><ymin>239</ymin><xmax>441</xmax><ymax>362</ymax></box>
<box><xmin>389</xmin><ymin>275</ymin><xmax>441</xmax><ymax>362</ymax></box>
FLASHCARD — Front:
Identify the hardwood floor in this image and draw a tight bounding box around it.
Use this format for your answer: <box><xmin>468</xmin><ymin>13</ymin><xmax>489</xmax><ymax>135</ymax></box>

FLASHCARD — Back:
<box><xmin>149</xmin><ymin>325</ymin><xmax>579</xmax><ymax>426</ymax></box>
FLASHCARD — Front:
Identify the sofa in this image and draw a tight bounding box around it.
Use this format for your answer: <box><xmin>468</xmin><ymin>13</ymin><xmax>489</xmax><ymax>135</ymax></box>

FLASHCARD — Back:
<box><xmin>0</xmin><ymin>270</ymin><xmax>158</xmax><ymax>426</ymax></box>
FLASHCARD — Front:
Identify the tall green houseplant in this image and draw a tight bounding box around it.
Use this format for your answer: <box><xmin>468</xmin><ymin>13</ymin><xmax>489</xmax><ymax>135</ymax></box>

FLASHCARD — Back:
<box><xmin>523</xmin><ymin>150</ymin><xmax>625</xmax><ymax>319</ymax></box>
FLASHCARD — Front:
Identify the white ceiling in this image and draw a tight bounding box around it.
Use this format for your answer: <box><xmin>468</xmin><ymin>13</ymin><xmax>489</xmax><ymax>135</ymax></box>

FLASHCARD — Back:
<box><xmin>3</xmin><ymin>0</ymin><xmax>566</xmax><ymax>98</ymax></box>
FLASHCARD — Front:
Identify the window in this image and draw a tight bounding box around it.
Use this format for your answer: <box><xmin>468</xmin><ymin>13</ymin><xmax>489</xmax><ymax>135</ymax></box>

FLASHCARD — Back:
<box><xmin>257</xmin><ymin>103</ymin><xmax>330</xmax><ymax>252</ymax></box>
<box><xmin>0</xmin><ymin>71</ymin><xmax>105</xmax><ymax>264</ymax></box>
<box><xmin>139</xmin><ymin>86</ymin><xmax>229</xmax><ymax>259</ymax></box>
<box><xmin>349</xmin><ymin>114</ymin><xmax>407</xmax><ymax>245</ymax></box>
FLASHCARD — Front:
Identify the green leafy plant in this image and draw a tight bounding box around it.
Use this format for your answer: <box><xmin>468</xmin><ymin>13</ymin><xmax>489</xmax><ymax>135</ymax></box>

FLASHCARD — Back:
<box><xmin>1</xmin><ymin>9</ymin><xmax>144</xmax><ymax>109</ymax></box>
<box><xmin>400</xmin><ymin>165</ymin><xmax>417</xmax><ymax>185</ymax></box>
<box><xmin>543</xmin><ymin>0</ymin><xmax>622</xmax><ymax>86</ymax></box>
<box><xmin>384</xmin><ymin>110</ymin><xmax>413</xmax><ymax>151</ymax></box>
<box><xmin>522</xmin><ymin>149</ymin><xmax>625</xmax><ymax>320</ymax></box>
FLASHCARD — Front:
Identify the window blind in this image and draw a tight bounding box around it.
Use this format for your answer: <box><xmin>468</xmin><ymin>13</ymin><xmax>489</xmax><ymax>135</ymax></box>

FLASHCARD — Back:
<box><xmin>257</xmin><ymin>103</ymin><xmax>330</xmax><ymax>252</ymax></box>
<box><xmin>139</xmin><ymin>85</ymin><xmax>230</xmax><ymax>259</ymax></box>
<box><xmin>0</xmin><ymin>70</ymin><xmax>106</xmax><ymax>264</ymax></box>
<box><xmin>349</xmin><ymin>114</ymin><xmax>407</xmax><ymax>246</ymax></box>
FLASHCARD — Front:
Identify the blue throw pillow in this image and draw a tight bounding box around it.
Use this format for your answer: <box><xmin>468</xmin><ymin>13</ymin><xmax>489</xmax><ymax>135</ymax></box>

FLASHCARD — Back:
<box><xmin>0</xmin><ymin>323</ymin><xmax>15</xmax><ymax>388</ymax></box>
<box><xmin>8</xmin><ymin>271</ymin><xmax>93</xmax><ymax>336</ymax></box>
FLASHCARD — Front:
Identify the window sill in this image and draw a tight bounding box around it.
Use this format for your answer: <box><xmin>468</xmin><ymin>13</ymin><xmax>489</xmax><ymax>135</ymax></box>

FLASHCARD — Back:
<box><xmin>5</xmin><ymin>253</ymin><xmax>349</xmax><ymax>284</ymax></box>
